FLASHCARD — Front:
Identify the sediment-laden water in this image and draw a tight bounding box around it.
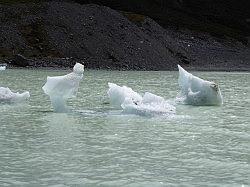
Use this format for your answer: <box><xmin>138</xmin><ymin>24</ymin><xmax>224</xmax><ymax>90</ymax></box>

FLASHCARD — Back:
<box><xmin>0</xmin><ymin>69</ymin><xmax>249</xmax><ymax>186</ymax></box>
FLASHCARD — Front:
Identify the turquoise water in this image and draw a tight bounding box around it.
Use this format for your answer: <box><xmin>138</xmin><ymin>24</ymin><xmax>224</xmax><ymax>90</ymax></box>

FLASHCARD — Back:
<box><xmin>0</xmin><ymin>69</ymin><xmax>249</xmax><ymax>186</ymax></box>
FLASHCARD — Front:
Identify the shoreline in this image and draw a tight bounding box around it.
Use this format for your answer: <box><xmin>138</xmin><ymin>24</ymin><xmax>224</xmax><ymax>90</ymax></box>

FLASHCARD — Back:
<box><xmin>4</xmin><ymin>63</ymin><xmax>250</xmax><ymax>72</ymax></box>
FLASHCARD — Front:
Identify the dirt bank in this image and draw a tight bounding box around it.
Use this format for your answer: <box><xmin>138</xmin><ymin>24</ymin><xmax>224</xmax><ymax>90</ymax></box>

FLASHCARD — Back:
<box><xmin>0</xmin><ymin>1</ymin><xmax>250</xmax><ymax>71</ymax></box>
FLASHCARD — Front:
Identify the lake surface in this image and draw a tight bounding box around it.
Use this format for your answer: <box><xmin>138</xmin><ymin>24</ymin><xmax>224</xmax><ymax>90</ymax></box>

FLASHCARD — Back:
<box><xmin>0</xmin><ymin>69</ymin><xmax>249</xmax><ymax>186</ymax></box>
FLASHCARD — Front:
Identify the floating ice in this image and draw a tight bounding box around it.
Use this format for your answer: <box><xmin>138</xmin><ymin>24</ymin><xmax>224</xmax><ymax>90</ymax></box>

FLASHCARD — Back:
<box><xmin>107</xmin><ymin>83</ymin><xmax>142</xmax><ymax>109</ymax></box>
<box><xmin>176</xmin><ymin>65</ymin><xmax>223</xmax><ymax>106</ymax></box>
<box><xmin>107</xmin><ymin>83</ymin><xmax>175</xmax><ymax>116</ymax></box>
<box><xmin>42</xmin><ymin>63</ymin><xmax>84</xmax><ymax>112</ymax></box>
<box><xmin>0</xmin><ymin>87</ymin><xmax>30</xmax><ymax>103</ymax></box>
<box><xmin>122</xmin><ymin>92</ymin><xmax>176</xmax><ymax>116</ymax></box>
<box><xmin>0</xmin><ymin>64</ymin><xmax>6</xmax><ymax>71</ymax></box>
<box><xmin>0</xmin><ymin>66</ymin><xmax>6</xmax><ymax>71</ymax></box>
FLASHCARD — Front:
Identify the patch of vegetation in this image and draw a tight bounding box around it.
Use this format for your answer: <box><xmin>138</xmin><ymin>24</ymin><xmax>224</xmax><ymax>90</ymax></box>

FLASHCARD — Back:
<box><xmin>19</xmin><ymin>20</ymin><xmax>62</xmax><ymax>58</ymax></box>
<box><xmin>121</xmin><ymin>11</ymin><xmax>146</xmax><ymax>25</ymax></box>
<box><xmin>0</xmin><ymin>48</ymin><xmax>13</xmax><ymax>58</ymax></box>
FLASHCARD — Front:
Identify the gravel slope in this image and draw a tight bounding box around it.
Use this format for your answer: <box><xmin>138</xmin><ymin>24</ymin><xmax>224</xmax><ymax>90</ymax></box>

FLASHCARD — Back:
<box><xmin>0</xmin><ymin>1</ymin><xmax>249</xmax><ymax>71</ymax></box>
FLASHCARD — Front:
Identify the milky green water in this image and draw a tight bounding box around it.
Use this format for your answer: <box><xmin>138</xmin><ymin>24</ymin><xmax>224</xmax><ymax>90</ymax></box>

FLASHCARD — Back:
<box><xmin>0</xmin><ymin>69</ymin><xmax>249</xmax><ymax>187</ymax></box>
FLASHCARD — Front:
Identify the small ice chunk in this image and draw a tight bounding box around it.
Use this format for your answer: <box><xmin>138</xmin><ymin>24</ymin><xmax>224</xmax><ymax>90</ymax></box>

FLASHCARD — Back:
<box><xmin>107</xmin><ymin>83</ymin><xmax>142</xmax><ymax>109</ymax></box>
<box><xmin>121</xmin><ymin>92</ymin><xmax>175</xmax><ymax>116</ymax></box>
<box><xmin>0</xmin><ymin>66</ymin><xmax>6</xmax><ymax>71</ymax></box>
<box><xmin>0</xmin><ymin>64</ymin><xmax>6</xmax><ymax>71</ymax></box>
<box><xmin>176</xmin><ymin>65</ymin><xmax>223</xmax><ymax>106</ymax></box>
<box><xmin>42</xmin><ymin>63</ymin><xmax>84</xmax><ymax>112</ymax></box>
<box><xmin>0</xmin><ymin>87</ymin><xmax>30</xmax><ymax>103</ymax></box>
<box><xmin>107</xmin><ymin>83</ymin><xmax>175</xmax><ymax>116</ymax></box>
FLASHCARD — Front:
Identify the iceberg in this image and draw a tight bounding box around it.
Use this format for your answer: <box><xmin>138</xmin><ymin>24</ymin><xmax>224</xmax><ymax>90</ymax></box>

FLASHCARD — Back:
<box><xmin>176</xmin><ymin>65</ymin><xmax>223</xmax><ymax>106</ymax></box>
<box><xmin>107</xmin><ymin>83</ymin><xmax>175</xmax><ymax>116</ymax></box>
<box><xmin>0</xmin><ymin>64</ymin><xmax>7</xmax><ymax>71</ymax></box>
<box><xmin>122</xmin><ymin>92</ymin><xmax>175</xmax><ymax>116</ymax></box>
<box><xmin>42</xmin><ymin>63</ymin><xmax>84</xmax><ymax>112</ymax></box>
<box><xmin>107</xmin><ymin>83</ymin><xmax>142</xmax><ymax>109</ymax></box>
<box><xmin>0</xmin><ymin>87</ymin><xmax>30</xmax><ymax>103</ymax></box>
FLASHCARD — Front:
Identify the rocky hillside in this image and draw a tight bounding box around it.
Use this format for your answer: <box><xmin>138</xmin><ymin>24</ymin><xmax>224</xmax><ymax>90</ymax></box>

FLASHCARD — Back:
<box><xmin>75</xmin><ymin>0</ymin><xmax>250</xmax><ymax>43</ymax></box>
<box><xmin>0</xmin><ymin>1</ymin><xmax>249</xmax><ymax>70</ymax></box>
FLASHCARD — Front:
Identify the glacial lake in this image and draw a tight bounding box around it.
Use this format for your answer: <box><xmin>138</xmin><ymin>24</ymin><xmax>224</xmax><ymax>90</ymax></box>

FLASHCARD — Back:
<box><xmin>0</xmin><ymin>69</ymin><xmax>249</xmax><ymax>186</ymax></box>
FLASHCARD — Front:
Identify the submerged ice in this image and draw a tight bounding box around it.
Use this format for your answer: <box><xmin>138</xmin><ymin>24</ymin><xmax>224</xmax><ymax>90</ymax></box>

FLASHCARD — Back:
<box><xmin>107</xmin><ymin>83</ymin><xmax>175</xmax><ymax>116</ymax></box>
<box><xmin>0</xmin><ymin>87</ymin><xmax>30</xmax><ymax>103</ymax></box>
<box><xmin>176</xmin><ymin>65</ymin><xmax>223</xmax><ymax>106</ymax></box>
<box><xmin>42</xmin><ymin>63</ymin><xmax>84</xmax><ymax>112</ymax></box>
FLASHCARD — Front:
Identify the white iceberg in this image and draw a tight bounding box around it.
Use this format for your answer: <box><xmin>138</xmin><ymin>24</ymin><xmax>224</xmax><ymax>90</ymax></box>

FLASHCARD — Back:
<box><xmin>0</xmin><ymin>64</ymin><xmax>7</xmax><ymax>71</ymax></box>
<box><xmin>107</xmin><ymin>83</ymin><xmax>175</xmax><ymax>116</ymax></box>
<box><xmin>0</xmin><ymin>87</ymin><xmax>30</xmax><ymax>103</ymax></box>
<box><xmin>122</xmin><ymin>92</ymin><xmax>175</xmax><ymax>116</ymax></box>
<box><xmin>107</xmin><ymin>83</ymin><xmax>142</xmax><ymax>109</ymax></box>
<box><xmin>42</xmin><ymin>63</ymin><xmax>84</xmax><ymax>112</ymax></box>
<box><xmin>176</xmin><ymin>65</ymin><xmax>223</xmax><ymax>106</ymax></box>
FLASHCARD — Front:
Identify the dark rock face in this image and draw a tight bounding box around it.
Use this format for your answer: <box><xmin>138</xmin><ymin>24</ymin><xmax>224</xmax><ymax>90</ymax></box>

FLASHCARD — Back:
<box><xmin>43</xmin><ymin>2</ymin><xmax>178</xmax><ymax>70</ymax></box>
<box><xmin>11</xmin><ymin>54</ymin><xmax>31</xmax><ymax>67</ymax></box>
<box><xmin>75</xmin><ymin>0</ymin><xmax>250</xmax><ymax>43</ymax></box>
<box><xmin>0</xmin><ymin>1</ymin><xmax>250</xmax><ymax>70</ymax></box>
<box><xmin>1</xmin><ymin>2</ymin><xmax>179</xmax><ymax>70</ymax></box>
